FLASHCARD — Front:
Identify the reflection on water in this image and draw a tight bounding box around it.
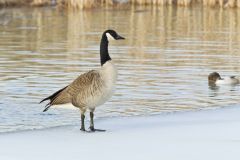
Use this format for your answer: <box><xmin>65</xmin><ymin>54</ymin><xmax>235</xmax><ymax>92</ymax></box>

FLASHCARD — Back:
<box><xmin>1</xmin><ymin>6</ymin><xmax>240</xmax><ymax>132</ymax></box>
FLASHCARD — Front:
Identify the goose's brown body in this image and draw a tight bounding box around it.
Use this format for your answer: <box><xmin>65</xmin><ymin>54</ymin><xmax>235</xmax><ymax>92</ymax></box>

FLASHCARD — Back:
<box><xmin>41</xmin><ymin>61</ymin><xmax>117</xmax><ymax>112</ymax></box>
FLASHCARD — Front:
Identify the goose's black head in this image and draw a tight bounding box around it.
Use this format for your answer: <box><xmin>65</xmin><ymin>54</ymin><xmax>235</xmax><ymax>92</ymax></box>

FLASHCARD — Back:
<box><xmin>208</xmin><ymin>72</ymin><xmax>222</xmax><ymax>84</ymax></box>
<box><xmin>102</xmin><ymin>30</ymin><xmax>125</xmax><ymax>42</ymax></box>
<box><xmin>100</xmin><ymin>30</ymin><xmax>125</xmax><ymax>66</ymax></box>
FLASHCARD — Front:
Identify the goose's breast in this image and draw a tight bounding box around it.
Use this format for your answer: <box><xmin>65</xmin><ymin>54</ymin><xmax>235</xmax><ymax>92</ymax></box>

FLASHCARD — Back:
<box><xmin>87</xmin><ymin>61</ymin><xmax>117</xmax><ymax>109</ymax></box>
<box><xmin>100</xmin><ymin>61</ymin><xmax>118</xmax><ymax>101</ymax></box>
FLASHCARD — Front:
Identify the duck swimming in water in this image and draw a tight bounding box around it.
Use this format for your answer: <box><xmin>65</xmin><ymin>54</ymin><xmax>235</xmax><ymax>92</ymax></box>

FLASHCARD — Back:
<box><xmin>208</xmin><ymin>72</ymin><xmax>239</xmax><ymax>85</ymax></box>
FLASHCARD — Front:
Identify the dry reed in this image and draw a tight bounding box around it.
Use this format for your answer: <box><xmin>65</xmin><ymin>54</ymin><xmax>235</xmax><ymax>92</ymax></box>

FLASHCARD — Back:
<box><xmin>31</xmin><ymin>0</ymin><xmax>51</xmax><ymax>6</ymax></box>
<box><xmin>0</xmin><ymin>0</ymin><xmax>53</xmax><ymax>7</ymax></box>
<box><xmin>0</xmin><ymin>0</ymin><xmax>30</xmax><ymax>6</ymax></box>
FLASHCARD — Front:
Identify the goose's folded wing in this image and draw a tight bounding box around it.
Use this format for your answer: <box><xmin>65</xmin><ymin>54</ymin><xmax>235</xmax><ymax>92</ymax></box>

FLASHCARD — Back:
<box><xmin>51</xmin><ymin>70</ymin><xmax>102</xmax><ymax>105</ymax></box>
<box><xmin>40</xmin><ymin>70</ymin><xmax>102</xmax><ymax>110</ymax></box>
<box><xmin>67</xmin><ymin>70</ymin><xmax>102</xmax><ymax>93</ymax></box>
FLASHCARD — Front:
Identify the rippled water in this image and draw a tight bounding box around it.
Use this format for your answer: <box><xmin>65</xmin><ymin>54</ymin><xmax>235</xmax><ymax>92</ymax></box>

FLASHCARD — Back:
<box><xmin>1</xmin><ymin>6</ymin><xmax>240</xmax><ymax>132</ymax></box>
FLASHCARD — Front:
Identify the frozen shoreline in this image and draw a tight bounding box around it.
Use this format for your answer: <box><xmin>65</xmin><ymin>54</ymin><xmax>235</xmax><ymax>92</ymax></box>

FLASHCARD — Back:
<box><xmin>0</xmin><ymin>106</ymin><xmax>240</xmax><ymax>160</ymax></box>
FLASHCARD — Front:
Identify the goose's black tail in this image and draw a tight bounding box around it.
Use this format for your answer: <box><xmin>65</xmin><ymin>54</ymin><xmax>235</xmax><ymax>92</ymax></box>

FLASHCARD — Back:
<box><xmin>40</xmin><ymin>86</ymin><xmax>68</xmax><ymax>112</ymax></box>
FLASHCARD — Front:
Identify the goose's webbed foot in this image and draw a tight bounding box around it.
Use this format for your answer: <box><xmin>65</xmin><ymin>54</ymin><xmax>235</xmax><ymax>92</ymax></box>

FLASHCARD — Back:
<box><xmin>89</xmin><ymin>126</ymin><xmax>106</xmax><ymax>132</ymax></box>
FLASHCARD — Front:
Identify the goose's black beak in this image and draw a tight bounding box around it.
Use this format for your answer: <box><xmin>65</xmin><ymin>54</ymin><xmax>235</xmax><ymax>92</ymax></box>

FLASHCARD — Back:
<box><xmin>116</xmin><ymin>35</ymin><xmax>125</xmax><ymax>40</ymax></box>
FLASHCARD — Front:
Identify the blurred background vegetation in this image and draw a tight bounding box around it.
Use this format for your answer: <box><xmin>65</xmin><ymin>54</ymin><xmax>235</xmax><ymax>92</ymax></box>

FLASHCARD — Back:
<box><xmin>0</xmin><ymin>0</ymin><xmax>240</xmax><ymax>9</ymax></box>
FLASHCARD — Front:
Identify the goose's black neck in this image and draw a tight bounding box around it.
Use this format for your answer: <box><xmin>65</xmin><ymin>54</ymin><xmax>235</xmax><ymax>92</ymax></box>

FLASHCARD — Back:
<box><xmin>100</xmin><ymin>35</ymin><xmax>111</xmax><ymax>66</ymax></box>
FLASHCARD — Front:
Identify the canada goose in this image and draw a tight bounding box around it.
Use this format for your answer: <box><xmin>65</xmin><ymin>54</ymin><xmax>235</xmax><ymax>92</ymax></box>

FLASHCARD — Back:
<box><xmin>208</xmin><ymin>72</ymin><xmax>239</xmax><ymax>85</ymax></box>
<box><xmin>40</xmin><ymin>30</ymin><xmax>125</xmax><ymax>132</ymax></box>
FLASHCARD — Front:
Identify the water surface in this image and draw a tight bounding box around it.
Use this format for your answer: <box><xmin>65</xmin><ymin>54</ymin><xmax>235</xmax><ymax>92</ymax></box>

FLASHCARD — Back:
<box><xmin>1</xmin><ymin>6</ymin><xmax>240</xmax><ymax>132</ymax></box>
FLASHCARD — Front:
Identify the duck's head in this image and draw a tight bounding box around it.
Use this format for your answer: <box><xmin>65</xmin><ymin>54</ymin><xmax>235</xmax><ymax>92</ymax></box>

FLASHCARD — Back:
<box><xmin>103</xmin><ymin>30</ymin><xmax>125</xmax><ymax>42</ymax></box>
<box><xmin>208</xmin><ymin>72</ymin><xmax>222</xmax><ymax>84</ymax></box>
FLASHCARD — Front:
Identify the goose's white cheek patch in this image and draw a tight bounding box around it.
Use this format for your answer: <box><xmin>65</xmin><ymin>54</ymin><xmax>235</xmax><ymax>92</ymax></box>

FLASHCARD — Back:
<box><xmin>106</xmin><ymin>33</ymin><xmax>115</xmax><ymax>41</ymax></box>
